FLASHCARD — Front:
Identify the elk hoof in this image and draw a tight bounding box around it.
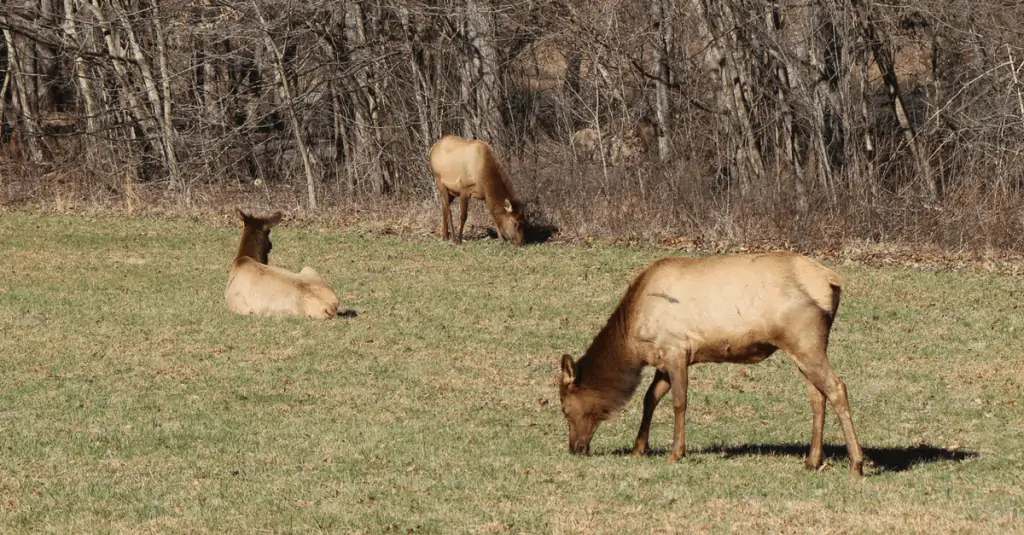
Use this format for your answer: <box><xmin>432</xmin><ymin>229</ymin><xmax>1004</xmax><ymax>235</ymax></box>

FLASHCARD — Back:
<box><xmin>850</xmin><ymin>460</ymin><xmax>864</xmax><ymax>477</ymax></box>
<box><xmin>803</xmin><ymin>458</ymin><xmax>823</xmax><ymax>471</ymax></box>
<box><xmin>667</xmin><ymin>451</ymin><xmax>684</xmax><ymax>463</ymax></box>
<box><xmin>631</xmin><ymin>442</ymin><xmax>648</xmax><ymax>457</ymax></box>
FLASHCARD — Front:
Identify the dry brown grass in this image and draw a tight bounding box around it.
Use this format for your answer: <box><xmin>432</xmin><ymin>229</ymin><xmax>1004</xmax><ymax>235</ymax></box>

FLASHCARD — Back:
<box><xmin>3</xmin><ymin>139</ymin><xmax>1024</xmax><ymax>266</ymax></box>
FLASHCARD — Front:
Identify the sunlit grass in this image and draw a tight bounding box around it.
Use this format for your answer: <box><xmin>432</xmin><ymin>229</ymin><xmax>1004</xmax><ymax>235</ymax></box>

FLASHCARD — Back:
<box><xmin>0</xmin><ymin>211</ymin><xmax>1020</xmax><ymax>534</ymax></box>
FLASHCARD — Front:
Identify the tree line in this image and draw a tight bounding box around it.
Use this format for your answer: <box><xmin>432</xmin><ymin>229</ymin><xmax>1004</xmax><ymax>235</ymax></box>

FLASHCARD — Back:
<box><xmin>2</xmin><ymin>0</ymin><xmax>1023</xmax><ymax>249</ymax></box>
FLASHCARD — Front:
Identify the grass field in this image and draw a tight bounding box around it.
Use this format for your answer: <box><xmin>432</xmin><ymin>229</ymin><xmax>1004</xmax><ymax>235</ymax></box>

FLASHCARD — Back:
<box><xmin>0</xmin><ymin>211</ymin><xmax>1021</xmax><ymax>534</ymax></box>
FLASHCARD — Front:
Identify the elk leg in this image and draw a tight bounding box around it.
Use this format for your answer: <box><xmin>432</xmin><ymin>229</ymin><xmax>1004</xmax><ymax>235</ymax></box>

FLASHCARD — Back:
<box><xmin>828</xmin><ymin>375</ymin><xmax>865</xmax><ymax>476</ymax></box>
<box><xmin>802</xmin><ymin>375</ymin><xmax>827</xmax><ymax>470</ymax></box>
<box><xmin>438</xmin><ymin>184</ymin><xmax>453</xmax><ymax>241</ymax></box>
<box><xmin>794</xmin><ymin>360</ymin><xmax>865</xmax><ymax>476</ymax></box>
<box><xmin>666</xmin><ymin>364</ymin><xmax>689</xmax><ymax>462</ymax></box>
<box><xmin>633</xmin><ymin>370</ymin><xmax>671</xmax><ymax>456</ymax></box>
<box><xmin>783</xmin><ymin>310</ymin><xmax>865</xmax><ymax>476</ymax></box>
<box><xmin>456</xmin><ymin>192</ymin><xmax>469</xmax><ymax>244</ymax></box>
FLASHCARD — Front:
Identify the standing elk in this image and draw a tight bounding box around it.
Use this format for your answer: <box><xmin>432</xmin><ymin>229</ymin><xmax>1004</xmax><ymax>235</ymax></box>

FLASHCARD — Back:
<box><xmin>557</xmin><ymin>252</ymin><xmax>866</xmax><ymax>475</ymax></box>
<box><xmin>225</xmin><ymin>209</ymin><xmax>340</xmax><ymax>319</ymax></box>
<box><xmin>429</xmin><ymin>135</ymin><xmax>526</xmax><ymax>245</ymax></box>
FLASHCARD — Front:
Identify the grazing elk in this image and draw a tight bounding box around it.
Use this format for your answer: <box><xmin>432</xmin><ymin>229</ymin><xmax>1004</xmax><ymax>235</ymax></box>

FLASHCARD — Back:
<box><xmin>429</xmin><ymin>135</ymin><xmax>526</xmax><ymax>245</ymax></box>
<box><xmin>571</xmin><ymin>117</ymin><xmax>661</xmax><ymax>166</ymax></box>
<box><xmin>558</xmin><ymin>252</ymin><xmax>866</xmax><ymax>475</ymax></box>
<box><xmin>225</xmin><ymin>209</ymin><xmax>340</xmax><ymax>319</ymax></box>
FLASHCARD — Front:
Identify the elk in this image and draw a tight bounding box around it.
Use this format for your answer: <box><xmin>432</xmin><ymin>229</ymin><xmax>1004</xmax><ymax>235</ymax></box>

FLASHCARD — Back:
<box><xmin>571</xmin><ymin>117</ymin><xmax>661</xmax><ymax>166</ymax></box>
<box><xmin>558</xmin><ymin>252</ymin><xmax>865</xmax><ymax>475</ymax></box>
<box><xmin>225</xmin><ymin>209</ymin><xmax>340</xmax><ymax>319</ymax></box>
<box><xmin>429</xmin><ymin>135</ymin><xmax>526</xmax><ymax>245</ymax></box>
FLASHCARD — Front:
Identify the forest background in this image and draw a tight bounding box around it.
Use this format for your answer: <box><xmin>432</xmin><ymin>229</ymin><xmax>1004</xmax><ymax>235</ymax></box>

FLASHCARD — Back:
<box><xmin>2</xmin><ymin>0</ymin><xmax>1023</xmax><ymax>256</ymax></box>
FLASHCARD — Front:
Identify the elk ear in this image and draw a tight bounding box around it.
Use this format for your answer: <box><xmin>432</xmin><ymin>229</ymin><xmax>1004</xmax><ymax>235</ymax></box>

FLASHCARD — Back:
<box><xmin>235</xmin><ymin>207</ymin><xmax>248</xmax><ymax>224</ymax></box>
<box><xmin>264</xmin><ymin>211</ymin><xmax>283</xmax><ymax>229</ymax></box>
<box><xmin>560</xmin><ymin>354</ymin><xmax>577</xmax><ymax>387</ymax></box>
<box><xmin>504</xmin><ymin>198</ymin><xmax>514</xmax><ymax>213</ymax></box>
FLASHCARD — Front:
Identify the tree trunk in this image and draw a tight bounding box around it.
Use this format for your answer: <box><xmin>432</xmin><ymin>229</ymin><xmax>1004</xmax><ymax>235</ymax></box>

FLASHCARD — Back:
<box><xmin>0</xmin><ymin>62</ymin><xmax>11</xmax><ymax>155</ymax></box>
<box><xmin>253</xmin><ymin>0</ymin><xmax>318</xmax><ymax>210</ymax></box>
<box><xmin>690</xmin><ymin>0</ymin><xmax>765</xmax><ymax>193</ymax></box>
<box><xmin>35</xmin><ymin>0</ymin><xmax>57</xmax><ymax>112</ymax></box>
<box><xmin>651</xmin><ymin>0</ymin><xmax>672</xmax><ymax>161</ymax></box>
<box><xmin>464</xmin><ymin>0</ymin><xmax>503</xmax><ymax>142</ymax></box>
<box><xmin>62</xmin><ymin>0</ymin><xmax>100</xmax><ymax>136</ymax></box>
<box><xmin>851</xmin><ymin>0</ymin><xmax>936</xmax><ymax>199</ymax></box>
<box><xmin>859</xmin><ymin>53</ymin><xmax>877</xmax><ymax>201</ymax></box>
<box><xmin>344</xmin><ymin>0</ymin><xmax>387</xmax><ymax>194</ymax></box>
<box><xmin>120</xmin><ymin>5</ymin><xmax>182</xmax><ymax>189</ymax></box>
<box><xmin>770</xmin><ymin>1</ymin><xmax>808</xmax><ymax>212</ymax></box>
<box><xmin>83</xmin><ymin>0</ymin><xmax>163</xmax><ymax>175</ymax></box>
<box><xmin>563</xmin><ymin>54</ymin><xmax>581</xmax><ymax>100</ymax></box>
<box><xmin>398</xmin><ymin>6</ymin><xmax>435</xmax><ymax>153</ymax></box>
<box><xmin>806</xmin><ymin>8</ymin><xmax>839</xmax><ymax>199</ymax></box>
<box><xmin>151</xmin><ymin>2</ymin><xmax>183</xmax><ymax>193</ymax></box>
<box><xmin>3</xmin><ymin>28</ymin><xmax>45</xmax><ymax>163</ymax></box>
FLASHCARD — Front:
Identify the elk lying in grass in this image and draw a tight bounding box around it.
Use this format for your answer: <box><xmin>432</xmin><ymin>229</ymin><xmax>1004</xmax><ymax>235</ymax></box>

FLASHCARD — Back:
<box><xmin>225</xmin><ymin>209</ymin><xmax>340</xmax><ymax>319</ymax></box>
<box><xmin>558</xmin><ymin>252</ymin><xmax>865</xmax><ymax>475</ymax></box>
<box><xmin>429</xmin><ymin>135</ymin><xmax>526</xmax><ymax>245</ymax></box>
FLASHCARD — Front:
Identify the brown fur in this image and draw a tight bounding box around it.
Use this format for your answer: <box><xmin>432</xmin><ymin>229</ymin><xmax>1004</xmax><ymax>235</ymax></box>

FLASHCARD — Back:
<box><xmin>570</xmin><ymin>128</ymin><xmax>602</xmax><ymax>162</ymax></box>
<box><xmin>571</xmin><ymin>118</ymin><xmax>662</xmax><ymax>166</ymax></box>
<box><xmin>429</xmin><ymin>135</ymin><xmax>526</xmax><ymax>245</ymax></box>
<box><xmin>225</xmin><ymin>209</ymin><xmax>340</xmax><ymax>319</ymax></box>
<box><xmin>558</xmin><ymin>252</ymin><xmax>865</xmax><ymax>475</ymax></box>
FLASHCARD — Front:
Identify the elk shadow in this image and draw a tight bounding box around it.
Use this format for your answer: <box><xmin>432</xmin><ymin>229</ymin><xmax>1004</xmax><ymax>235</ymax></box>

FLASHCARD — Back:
<box><xmin>610</xmin><ymin>443</ymin><xmax>977</xmax><ymax>473</ymax></box>
<box><xmin>483</xmin><ymin>224</ymin><xmax>558</xmax><ymax>244</ymax></box>
<box><xmin>337</xmin><ymin>309</ymin><xmax>358</xmax><ymax>318</ymax></box>
<box><xmin>525</xmin><ymin>224</ymin><xmax>558</xmax><ymax>244</ymax></box>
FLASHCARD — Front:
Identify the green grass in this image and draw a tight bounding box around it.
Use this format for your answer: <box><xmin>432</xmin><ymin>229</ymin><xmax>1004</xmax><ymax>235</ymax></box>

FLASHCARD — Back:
<box><xmin>0</xmin><ymin>211</ymin><xmax>1021</xmax><ymax>534</ymax></box>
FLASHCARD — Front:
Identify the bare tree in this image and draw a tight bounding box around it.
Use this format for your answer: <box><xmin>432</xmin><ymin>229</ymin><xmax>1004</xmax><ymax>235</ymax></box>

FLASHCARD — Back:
<box><xmin>463</xmin><ymin>0</ymin><xmax>503</xmax><ymax>141</ymax></box>
<box><xmin>343</xmin><ymin>0</ymin><xmax>389</xmax><ymax>194</ymax></box>
<box><xmin>253</xmin><ymin>0</ymin><xmax>318</xmax><ymax>209</ymax></box>
<box><xmin>851</xmin><ymin>0</ymin><xmax>936</xmax><ymax>199</ymax></box>
<box><xmin>650</xmin><ymin>0</ymin><xmax>671</xmax><ymax>161</ymax></box>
